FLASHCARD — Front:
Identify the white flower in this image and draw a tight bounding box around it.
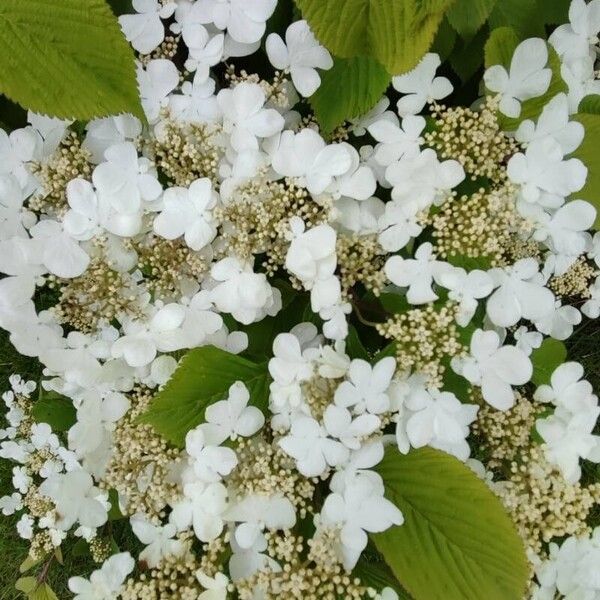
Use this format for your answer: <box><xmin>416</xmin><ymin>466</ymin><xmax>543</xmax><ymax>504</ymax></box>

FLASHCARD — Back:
<box><xmin>169</xmin><ymin>73</ymin><xmax>220</xmax><ymax>122</ymax></box>
<box><xmin>583</xmin><ymin>275</ymin><xmax>600</xmax><ymax>318</ymax></box>
<box><xmin>385</xmin><ymin>148</ymin><xmax>465</xmax><ymax>210</ymax></box>
<box><xmin>170</xmin><ymin>481</ymin><xmax>228</xmax><ymax>541</ymax></box>
<box><xmin>29</xmin><ymin>219</ymin><xmax>90</xmax><ymax>278</ymax></box>
<box><xmin>285</xmin><ymin>221</ymin><xmax>337</xmax><ymax>287</ymax></box>
<box><xmin>119</xmin><ymin>0</ymin><xmax>176</xmax><ymax>54</ymax></box>
<box><xmin>266</xmin><ymin>20</ymin><xmax>333</xmax><ymax>97</ymax></box>
<box><xmin>137</xmin><ymin>59</ymin><xmax>180</xmax><ymax>122</ymax></box>
<box><xmin>199</xmin><ymin>382</ymin><xmax>264</xmax><ymax>445</ymax></box>
<box><xmin>534</xmin><ymin>362</ymin><xmax>594</xmax><ymax>408</ymax></box>
<box><xmin>197</xmin><ymin>571</ymin><xmax>229</xmax><ymax>600</ymax></box>
<box><xmin>515</xmin><ymin>93</ymin><xmax>584</xmax><ymax>154</ymax></box>
<box><xmin>320</xmin><ymin>474</ymin><xmax>403</xmax><ymax>570</ymax></box>
<box><xmin>329</xmin><ymin>143</ymin><xmax>376</xmax><ymax>201</ymax></box>
<box><xmin>92</xmin><ymin>141</ymin><xmax>162</xmax><ymax>219</ymax></box>
<box><xmin>324</xmin><ymin>405</ymin><xmax>381</xmax><ymax>451</ymax></box>
<box><xmin>17</xmin><ymin>514</ymin><xmax>33</xmax><ymax>539</ymax></box>
<box><xmin>63</xmin><ymin>179</ymin><xmax>104</xmax><ymax>241</ymax></box>
<box><xmin>209</xmin><ymin>257</ymin><xmax>280</xmax><ymax>324</ymax></box>
<box><xmin>377</xmin><ymin>200</ymin><xmax>423</xmax><ymax>252</ymax></box>
<box><xmin>400</xmin><ymin>389</ymin><xmax>478</xmax><ymax>461</ymax></box>
<box><xmin>271</xmin><ymin>128</ymin><xmax>352</xmax><ymax>195</ymax></box>
<box><xmin>153</xmin><ymin>178</ymin><xmax>217</xmax><ymax>250</ymax></box>
<box><xmin>334</xmin><ymin>357</ymin><xmax>396</xmax><ymax>415</ymax></box>
<box><xmin>438</xmin><ymin>268</ymin><xmax>494</xmax><ymax>327</ymax></box>
<box><xmin>68</xmin><ymin>553</ymin><xmax>134</xmax><ymax>600</ymax></box>
<box><xmin>186</xmin><ymin>427</ymin><xmax>238</xmax><ymax>482</ymax></box>
<box><xmin>484</xmin><ymin>38</ymin><xmax>552</xmax><ymax>118</ymax></box>
<box><xmin>131</xmin><ymin>514</ymin><xmax>184</xmax><ymax>568</ymax></box>
<box><xmin>368</xmin><ymin>114</ymin><xmax>425</xmax><ymax>166</ymax></box>
<box><xmin>392</xmin><ymin>53</ymin><xmax>452</xmax><ymax>116</ymax></box>
<box><xmin>514</xmin><ymin>326</ymin><xmax>543</xmax><ymax>356</ymax></box>
<box><xmin>452</xmin><ymin>329</ymin><xmax>532</xmax><ymax>410</ymax></box>
<box><xmin>385</xmin><ymin>242</ymin><xmax>452</xmax><ymax>304</ymax></box>
<box><xmin>39</xmin><ymin>470</ymin><xmax>108</xmax><ymax>531</ymax></box>
<box><xmin>224</xmin><ymin>494</ymin><xmax>296</xmax><ymax>549</ymax></box>
<box><xmin>83</xmin><ymin>115</ymin><xmax>142</xmax><ymax>164</ymax></box>
<box><xmin>550</xmin><ymin>0</ymin><xmax>600</xmax><ymax>62</ymax></box>
<box><xmin>217</xmin><ymin>82</ymin><xmax>284</xmax><ymax>152</ymax></box>
<box><xmin>534</xmin><ymin>301</ymin><xmax>581</xmax><ymax>341</ymax></box>
<box><xmin>195</xmin><ymin>0</ymin><xmax>276</xmax><ymax>45</ymax></box>
<box><xmin>278</xmin><ymin>415</ymin><xmax>349</xmax><ymax>477</ymax></box>
<box><xmin>486</xmin><ymin>258</ymin><xmax>555</xmax><ymax>327</ymax></box>
<box><xmin>507</xmin><ymin>137</ymin><xmax>587</xmax><ymax>209</ymax></box>
<box><xmin>0</xmin><ymin>492</ymin><xmax>22</xmax><ymax>515</ymax></box>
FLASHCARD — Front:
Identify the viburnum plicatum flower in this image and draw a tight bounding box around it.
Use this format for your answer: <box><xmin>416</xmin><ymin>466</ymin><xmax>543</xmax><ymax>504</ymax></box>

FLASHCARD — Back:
<box><xmin>451</xmin><ymin>329</ymin><xmax>532</xmax><ymax>410</ymax></box>
<box><xmin>38</xmin><ymin>470</ymin><xmax>109</xmax><ymax>531</ymax></box>
<box><xmin>131</xmin><ymin>514</ymin><xmax>184</xmax><ymax>568</ymax></box>
<box><xmin>217</xmin><ymin>82</ymin><xmax>284</xmax><ymax>152</ymax></box>
<box><xmin>486</xmin><ymin>258</ymin><xmax>556</xmax><ymax>327</ymax></box>
<box><xmin>334</xmin><ymin>357</ymin><xmax>396</xmax><ymax>415</ymax></box>
<box><xmin>266</xmin><ymin>20</ymin><xmax>333</xmax><ymax>97</ymax></box>
<box><xmin>68</xmin><ymin>553</ymin><xmax>135</xmax><ymax>600</ymax></box>
<box><xmin>186</xmin><ymin>427</ymin><xmax>238</xmax><ymax>482</ymax></box>
<box><xmin>550</xmin><ymin>0</ymin><xmax>600</xmax><ymax>62</ymax></box>
<box><xmin>199</xmin><ymin>382</ymin><xmax>264</xmax><ymax>445</ymax></box>
<box><xmin>119</xmin><ymin>0</ymin><xmax>176</xmax><ymax>54</ymax></box>
<box><xmin>271</xmin><ymin>129</ymin><xmax>352</xmax><ymax>195</ymax></box>
<box><xmin>137</xmin><ymin>59</ymin><xmax>180</xmax><ymax>122</ymax></box>
<box><xmin>515</xmin><ymin>93</ymin><xmax>584</xmax><ymax>154</ymax></box>
<box><xmin>323</xmin><ymin>405</ymin><xmax>381</xmax><ymax>451</ymax></box>
<box><xmin>197</xmin><ymin>571</ymin><xmax>229</xmax><ymax>600</ymax></box>
<box><xmin>384</xmin><ymin>242</ymin><xmax>452</xmax><ymax>304</ymax></box>
<box><xmin>170</xmin><ymin>481</ymin><xmax>228</xmax><ymax>542</ymax></box>
<box><xmin>367</xmin><ymin>114</ymin><xmax>425</xmax><ymax>166</ymax></box>
<box><xmin>377</xmin><ymin>200</ymin><xmax>423</xmax><ymax>252</ymax></box>
<box><xmin>278</xmin><ymin>415</ymin><xmax>349</xmax><ymax>477</ymax></box>
<box><xmin>438</xmin><ymin>268</ymin><xmax>494</xmax><ymax>327</ymax></box>
<box><xmin>224</xmin><ymin>494</ymin><xmax>296</xmax><ymax>549</ymax></box>
<box><xmin>169</xmin><ymin>73</ymin><xmax>220</xmax><ymax>122</ymax></box>
<box><xmin>320</xmin><ymin>474</ymin><xmax>403</xmax><ymax>570</ymax></box>
<box><xmin>153</xmin><ymin>177</ymin><xmax>218</xmax><ymax>250</ymax></box>
<box><xmin>392</xmin><ymin>53</ymin><xmax>453</xmax><ymax>116</ymax></box>
<box><xmin>484</xmin><ymin>38</ymin><xmax>552</xmax><ymax>118</ymax></box>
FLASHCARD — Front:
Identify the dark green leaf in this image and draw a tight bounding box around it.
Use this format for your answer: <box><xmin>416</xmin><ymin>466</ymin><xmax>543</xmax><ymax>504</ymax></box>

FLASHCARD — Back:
<box><xmin>32</xmin><ymin>390</ymin><xmax>76</xmax><ymax>432</ymax></box>
<box><xmin>447</xmin><ymin>0</ymin><xmax>497</xmax><ymax>39</ymax></box>
<box><xmin>0</xmin><ymin>0</ymin><xmax>143</xmax><ymax>119</ymax></box>
<box><xmin>353</xmin><ymin>552</ymin><xmax>413</xmax><ymax>598</ymax></box>
<box><xmin>310</xmin><ymin>56</ymin><xmax>390</xmax><ymax>133</ymax></box>
<box><xmin>488</xmin><ymin>0</ymin><xmax>545</xmax><ymax>38</ymax></box>
<box><xmin>346</xmin><ymin>326</ymin><xmax>370</xmax><ymax>361</ymax></box>
<box><xmin>431</xmin><ymin>17</ymin><xmax>457</xmax><ymax>60</ymax></box>
<box><xmin>530</xmin><ymin>339</ymin><xmax>568</xmax><ymax>386</ymax></box>
<box><xmin>139</xmin><ymin>346</ymin><xmax>271</xmax><ymax>446</ymax></box>
<box><xmin>484</xmin><ymin>26</ymin><xmax>520</xmax><ymax>69</ymax></box>
<box><xmin>449</xmin><ymin>26</ymin><xmax>487</xmax><ymax>82</ymax></box>
<box><xmin>538</xmin><ymin>0</ymin><xmax>571</xmax><ymax>25</ymax></box>
<box><xmin>578</xmin><ymin>95</ymin><xmax>600</xmax><ymax>115</ymax></box>
<box><xmin>373</xmin><ymin>447</ymin><xmax>529</xmax><ymax>600</ymax></box>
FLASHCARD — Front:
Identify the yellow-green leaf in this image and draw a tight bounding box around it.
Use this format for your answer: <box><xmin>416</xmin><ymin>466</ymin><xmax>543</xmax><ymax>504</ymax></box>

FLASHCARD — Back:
<box><xmin>447</xmin><ymin>0</ymin><xmax>497</xmax><ymax>39</ymax></box>
<box><xmin>0</xmin><ymin>0</ymin><xmax>143</xmax><ymax>119</ymax></box>
<box><xmin>295</xmin><ymin>0</ymin><xmax>455</xmax><ymax>75</ymax></box>
<box><xmin>372</xmin><ymin>447</ymin><xmax>529</xmax><ymax>600</ymax></box>
<box><xmin>572</xmin><ymin>112</ymin><xmax>600</xmax><ymax>228</ymax></box>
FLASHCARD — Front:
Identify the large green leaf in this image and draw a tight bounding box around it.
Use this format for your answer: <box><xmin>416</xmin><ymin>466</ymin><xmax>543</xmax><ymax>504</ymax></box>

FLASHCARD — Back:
<box><xmin>530</xmin><ymin>339</ymin><xmax>567</xmax><ymax>386</ymax></box>
<box><xmin>539</xmin><ymin>0</ymin><xmax>571</xmax><ymax>24</ymax></box>
<box><xmin>139</xmin><ymin>346</ymin><xmax>271</xmax><ymax>447</ymax></box>
<box><xmin>32</xmin><ymin>390</ymin><xmax>76</xmax><ymax>432</ymax></box>
<box><xmin>487</xmin><ymin>0</ymin><xmax>545</xmax><ymax>38</ymax></box>
<box><xmin>295</xmin><ymin>0</ymin><xmax>455</xmax><ymax>75</ymax></box>
<box><xmin>572</xmin><ymin>112</ymin><xmax>600</xmax><ymax>227</ymax></box>
<box><xmin>310</xmin><ymin>56</ymin><xmax>390</xmax><ymax>133</ymax></box>
<box><xmin>447</xmin><ymin>0</ymin><xmax>497</xmax><ymax>39</ymax></box>
<box><xmin>0</xmin><ymin>0</ymin><xmax>143</xmax><ymax>119</ymax></box>
<box><xmin>372</xmin><ymin>447</ymin><xmax>528</xmax><ymax>600</ymax></box>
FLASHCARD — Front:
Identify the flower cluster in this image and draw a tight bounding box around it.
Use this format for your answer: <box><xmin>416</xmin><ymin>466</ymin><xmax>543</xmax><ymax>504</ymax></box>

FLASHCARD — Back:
<box><xmin>0</xmin><ymin>0</ymin><xmax>600</xmax><ymax>598</ymax></box>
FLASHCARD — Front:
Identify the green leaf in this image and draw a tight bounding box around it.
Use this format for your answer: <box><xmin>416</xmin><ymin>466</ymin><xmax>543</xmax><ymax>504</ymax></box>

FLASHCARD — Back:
<box><xmin>572</xmin><ymin>112</ymin><xmax>600</xmax><ymax>228</ymax></box>
<box><xmin>530</xmin><ymin>339</ymin><xmax>567</xmax><ymax>386</ymax></box>
<box><xmin>353</xmin><ymin>553</ymin><xmax>413</xmax><ymax>598</ymax></box>
<box><xmin>539</xmin><ymin>0</ymin><xmax>571</xmax><ymax>24</ymax></box>
<box><xmin>346</xmin><ymin>326</ymin><xmax>370</xmax><ymax>361</ymax></box>
<box><xmin>107</xmin><ymin>488</ymin><xmax>125</xmax><ymax>521</ymax></box>
<box><xmin>487</xmin><ymin>0</ymin><xmax>545</xmax><ymax>38</ymax></box>
<box><xmin>309</xmin><ymin>56</ymin><xmax>390</xmax><ymax>133</ymax></box>
<box><xmin>579</xmin><ymin>95</ymin><xmax>600</xmax><ymax>115</ymax></box>
<box><xmin>448</xmin><ymin>26</ymin><xmax>487</xmax><ymax>83</ymax></box>
<box><xmin>32</xmin><ymin>390</ymin><xmax>76</xmax><ymax>432</ymax></box>
<box><xmin>29</xmin><ymin>584</ymin><xmax>59</xmax><ymax>600</ymax></box>
<box><xmin>295</xmin><ymin>0</ymin><xmax>455</xmax><ymax>75</ymax></box>
<box><xmin>484</xmin><ymin>26</ymin><xmax>520</xmax><ymax>69</ymax></box>
<box><xmin>447</xmin><ymin>0</ymin><xmax>497</xmax><ymax>39</ymax></box>
<box><xmin>15</xmin><ymin>577</ymin><xmax>37</xmax><ymax>594</ymax></box>
<box><xmin>0</xmin><ymin>0</ymin><xmax>143</xmax><ymax>119</ymax></box>
<box><xmin>139</xmin><ymin>346</ymin><xmax>271</xmax><ymax>446</ymax></box>
<box><xmin>372</xmin><ymin>447</ymin><xmax>528</xmax><ymax>600</ymax></box>
<box><xmin>19</xmin><ymin>555</ymin><xmax>43</xmax><ymax>574</ymax></box>
<box><xmin>431</xmin><ymin>17</ymin><xmax>457</xmax><ymax>60</ymax></box>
